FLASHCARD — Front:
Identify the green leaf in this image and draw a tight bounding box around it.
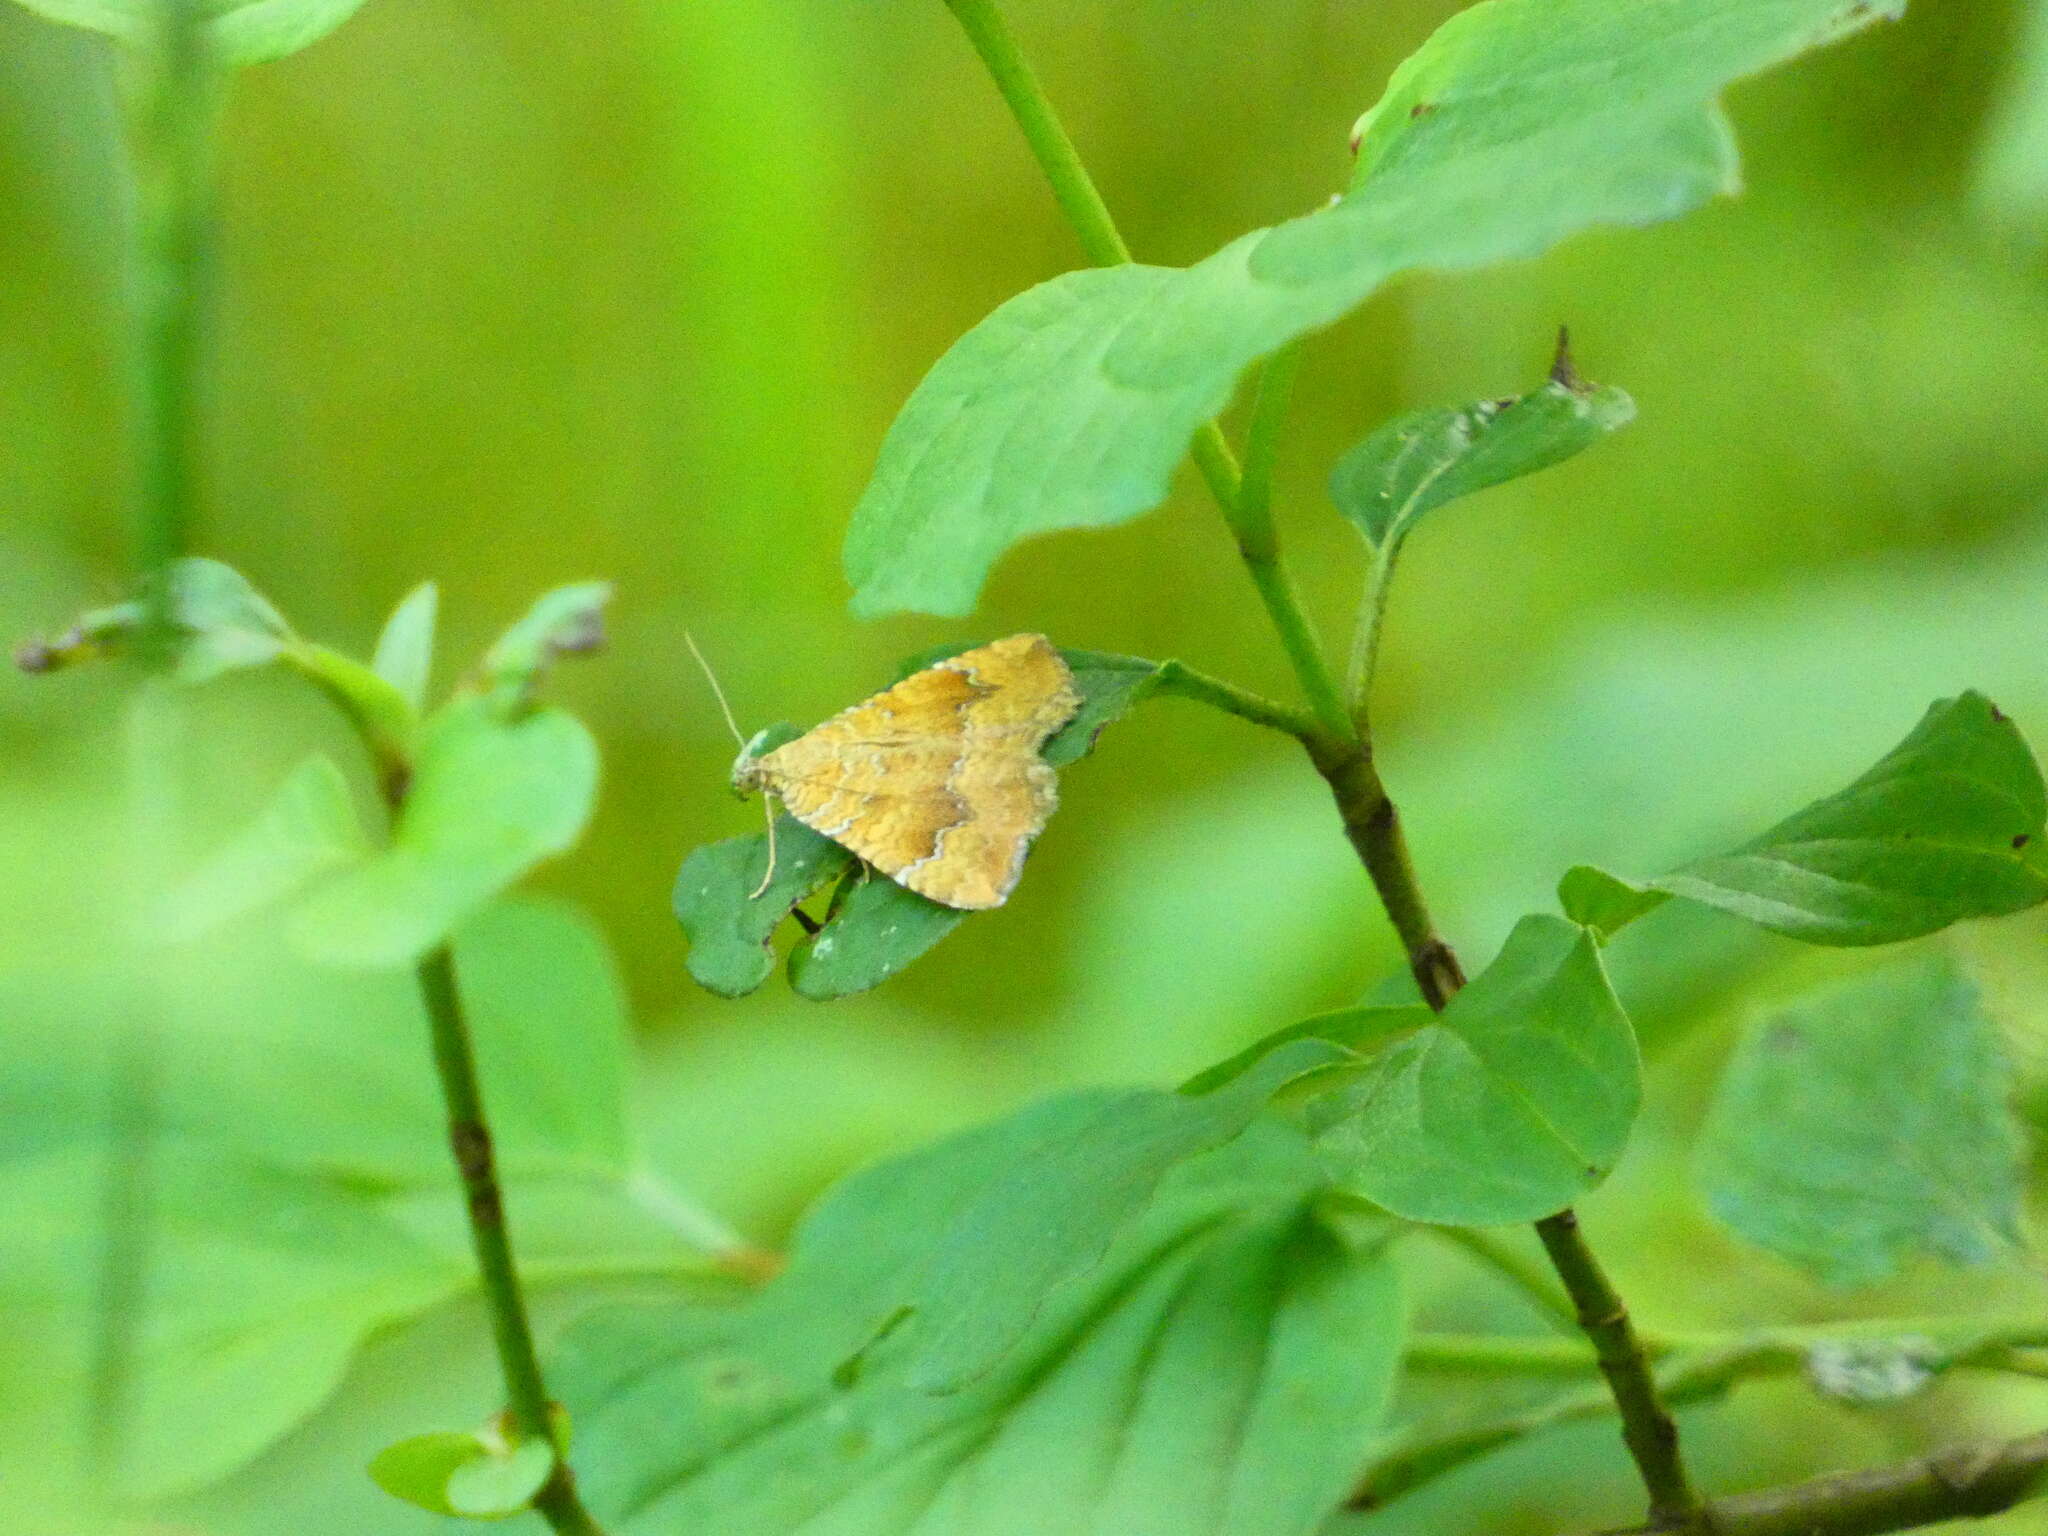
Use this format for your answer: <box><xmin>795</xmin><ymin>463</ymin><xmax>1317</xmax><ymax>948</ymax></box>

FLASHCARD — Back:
<box><xmin>888</xmin><ymin>1039</ymin><xmax>1349</xmax><ymax>1392</ymax></box>
<box><xmin>1971</xmin><ymin>0</ymin><xmax>2048</xmax><ymax>236</ymax></box>
<box><xmin>673</xmin><ymin>814</ymin><xmax>855</xmax><ymax>997</ymax></box>
<box><xmin>1695</xmin><ymin>957</ymin><xmax>2023</xmax><ymax>1287</ymax></box>
<box><xmin>1655</xmin><ymin>692</ymin><xmax>2048</xmax><ymax>945</ymax></box>
<box><xmin>6</xmin><ymin>0</ymin><xmax>369</xmax><ymax>65</ymax></box>
<box><xmin>20</xmin><ymin>556</ymin><xmax>297</xmax><ymax>681</ymax></box>
<box><xmin>786</xmin><ymin>870</ymin><xmax>967</xmax><ymax>1001</ymax></box>
<box><xmin>455</xmin><ymin>897</ymin><xmax>634</xmax><ymax>1177</ymax></box>
<box><xmin>0</xmin><ymin>1141</ymin><xmax>465</xmax><ymax>1500</ymax></box>
<box><xmin>146</xmin><ymin>896</ymin><xmax>634</xmax><ymax>1185</ymax></box>
<box><xmin>445</xmin><ymin>1435</ymin><xmax>557</xmax><ymax>1519</ymax></box>
<box><xmin>1557</xmin><ymin>864</ymin><xmax>1668</xmax><ymax>940</ymax></box>
<box><xmin>367</xmin><ymin>1431</ymin><xmax>480</xmax><ymax>1516</ymax></box>
<box><xmin>1044</xmin><ymin>649</ymin><xmax>1170</xmax><ymax>766</ymax></box>
<box><xmin>1</xmin><ymin>898</ymin><xmax>692</xmax><ymax>1500</ymax></box>
<box><xmin>161</xmin><ymin>752</ymin><xmax>371</xmax><ymax>942</ymax></box>
<box><xmin>474</xmin><ymin>580</ymin><xmax>612</xmax><ymax>718</ymax></box>
<box><xmin>1328</xmin><ymin>365</ymin><xmax>1633</xmax><ymax>549</ymax></box>
<box><xmin>1310</xmin><ymin>914</ymin><xmax>1641</xmax><ymax>1224</ymax></box>
<box><xmin>209</xmin><ymin>0</ymin><xmax>368</xmax><ymax>63</ymax></box>
<box><xmin>371</xmin><ymin>580</ymin><xmax>439</xmax><ymax>713</ymax></box>
<box><xmin>290</xmin><ymin>696</ymin><xmax>599</xmax><ymax>968</ymax></box>
<box><xmin>1179</xmin><ymin>1005</ymin><xmax>1430</xmax><ymax>1096</ymax></box>
<box><xmin>557</xmin><ymin>1114</ymin><xmax>1404</xmax><ymax>1536</ymax></box>
<box><xmin>288</xmin><ymin>641</ymin><xmax>419</xmax><ymax>768</ymax></box>
<box><xmin>842</xmin><ymin>0</ymin><xmax>1898</xmax><ymax>616</ymax></box>
<box><xmin>156</xmin><ymin>557</ymin><xmax>299</xmax><ymax>678</ymax></box>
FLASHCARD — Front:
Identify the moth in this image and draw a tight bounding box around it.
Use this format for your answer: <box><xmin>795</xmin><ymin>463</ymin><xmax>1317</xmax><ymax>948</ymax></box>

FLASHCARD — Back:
<box><xmin>693</xmin><ymin>634</ymin><xmax>1081</xmax><ymax>911</ymax></box>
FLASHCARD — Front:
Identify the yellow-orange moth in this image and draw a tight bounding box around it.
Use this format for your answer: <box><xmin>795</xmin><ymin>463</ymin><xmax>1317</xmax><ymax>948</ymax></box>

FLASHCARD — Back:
<box><xmin>733</xmin><ymin>634</ymin><xmax>1080</xmax><ymax>910</ymax></box>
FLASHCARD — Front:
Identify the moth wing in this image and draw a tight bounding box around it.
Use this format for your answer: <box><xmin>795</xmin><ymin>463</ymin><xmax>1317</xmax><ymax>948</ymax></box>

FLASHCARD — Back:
<box><xmin>901</xmin><ymin>635</ymin><xmax>1078</xmax><ymax>907</ymax></box>
<box><xmin>898</xmin><ymin>750</ymin><xmax>1060</xmax><ymax>909</ymax></box>
<box><xmin>755</xmin><ymin>634</ymin><xmax>1081</xmax><ymax>911</ymax></box>
<box><xmin>937</xmin><ymin>633</ymin><xmax>1081</xmax><ymax>737</ymax></box>
<box><xmin>754</xmin><ymin>669</ymin><xmax>977</xmax><ymax>887</ymax></box>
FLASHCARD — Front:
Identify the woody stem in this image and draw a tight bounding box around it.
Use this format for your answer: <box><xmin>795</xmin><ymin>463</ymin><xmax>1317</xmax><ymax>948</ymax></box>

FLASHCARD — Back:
<box><xmin>940</xmin><ymin>8</ymin><xmax>1702</xmax><ymax>1523</ymax></box>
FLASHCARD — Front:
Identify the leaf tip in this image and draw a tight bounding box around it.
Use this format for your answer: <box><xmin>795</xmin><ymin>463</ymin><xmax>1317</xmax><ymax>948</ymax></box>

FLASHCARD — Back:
<box><xmin>1548</xmin><ymin>325</ymin><xmax>1581</xmax><ymax>390</ymax></box>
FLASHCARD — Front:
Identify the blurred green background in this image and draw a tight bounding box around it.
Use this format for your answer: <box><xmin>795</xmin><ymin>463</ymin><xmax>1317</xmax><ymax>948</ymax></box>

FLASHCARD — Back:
<box><xmin>5</xmin><ymin>0</ymin><xmax>2048</xmax><ymax>1531</ymax></box>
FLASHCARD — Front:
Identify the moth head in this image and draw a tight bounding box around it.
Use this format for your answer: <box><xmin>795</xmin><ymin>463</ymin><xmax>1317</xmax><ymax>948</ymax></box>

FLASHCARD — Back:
<box><xmin>685</xmin><ymin>630</ymin><xmax>768</xmax><ymax>798</ymax></box>
<box><xmin>729</xmin><ymin>728</ymin><xmax>778</xmax><ymax>799</ymax></box>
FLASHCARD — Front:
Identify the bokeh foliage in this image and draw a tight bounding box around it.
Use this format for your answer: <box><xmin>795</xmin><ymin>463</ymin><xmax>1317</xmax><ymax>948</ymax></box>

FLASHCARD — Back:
<box><xmin>4</xmin><ymin>0</ymin><xmax>2048</xmax><ymax>1532</ymax></box>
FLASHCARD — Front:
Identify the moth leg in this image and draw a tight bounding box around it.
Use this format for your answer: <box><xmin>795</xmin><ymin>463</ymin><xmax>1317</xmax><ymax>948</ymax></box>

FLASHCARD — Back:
<box><xmin>750</xmin><ymin>797</ymin><xmax>779</xmax><ymax>899</ymax></box>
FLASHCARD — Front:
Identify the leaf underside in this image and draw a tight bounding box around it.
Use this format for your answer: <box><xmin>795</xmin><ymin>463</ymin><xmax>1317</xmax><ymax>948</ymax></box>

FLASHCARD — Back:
<box><xmin>9</xmin><ymin>0</ymin><xmax>371</xmax><ymax>65</ymax></box>
<box><xmin>1564</xmin><ymin>692</ymin><xmax>2048</xmax><ymax>946</ymax></box>
<box><xmin>1327</xmin><ymin>373</ymin><xmax>1633</xmax><ymax>549</ymax></box>
<box><xmin>1696</xmin><ymin>956</ymin><xmax>2024</xmax><ymax>1286</ymax></box>
<box><xmin>556</xmin><ymin>1109</ymin><xmax>1405</xmax><ymax>1536</ymax></box>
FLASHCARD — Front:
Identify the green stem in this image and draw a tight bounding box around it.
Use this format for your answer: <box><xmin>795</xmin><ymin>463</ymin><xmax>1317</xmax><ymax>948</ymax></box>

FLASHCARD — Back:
<box><xmin>1536</xmin><ymin>1209</ymin><xmax>1704</xmax><ymax>1528</ymax></box>
<box><xmin>124</xmin><ymin>0</ymin><xmax>220</xmax><ymax>646</ymax></box>
<box><xmin>417</xmin><ymin>948</ymin><xmax>608</xmax><ymax>1536</ymax></box>
<box><xmin>1235</xmin><ymin>343</ymin><xmax>1305</xmax><ymax>561</ymax></box>
<box><xmin>1150</xmin><ymin>658</ymin><xmax>1322</xmax><ymax>739</ymax></box>
<box><xmin>91</xmin><ymin>691</ymin><xmax>186</xmax><ymax>1482</ymax></box>
<box><xmin>1345</xmin><ymin>541</ymin><xmax>1398</xmax><ymax>721</ymax></box>
<box><xmin>940</xmin><ymin>0</ymin><xmax>1130</xmax><ymax>267</ymax></box>
<box><xmin>939</xmin><ymin>0</ymin><xmax>1351</xmax><ymax>742</ymax></box>
<box><xmin>1375</xmin><ymin>1327</ymin><xmax>2048</xmax><ymax>1518</ymax></box>
<box><xmin>1403</xmin><ymin>1332</ymin><xmax>1618</xmax><ymax>1375</ymax></box>
<box><xmin>93</xmin><ymin>0</ymin><xmax>220</xmax><ymax>1478</ymax></box>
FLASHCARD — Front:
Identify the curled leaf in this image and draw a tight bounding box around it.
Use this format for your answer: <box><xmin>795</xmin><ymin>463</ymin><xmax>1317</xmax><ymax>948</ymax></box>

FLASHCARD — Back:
<box><xmin>474</xmin><ymin>581</ymin><xmax>613</xmax><ymax>719</ymax></box>
<box><xmin>1328</xmin><ymin>353</ymin><xmax>1633</xmax><ymax>551</ymax></box>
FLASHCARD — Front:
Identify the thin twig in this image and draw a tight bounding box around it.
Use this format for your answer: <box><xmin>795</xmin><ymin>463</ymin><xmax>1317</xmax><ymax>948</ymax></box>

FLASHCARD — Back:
<box><xmin>1537</xmin><ymin>1210</ymin><xmax>1704</xmax><ymax>1527</ymax></box>
<box><xmin>1604</xmin><ymin>1431</ymin><xmax>2048</xmax><ymax>1536</ymax></box>
<box><xmin>1300</xmin><ymin>730</ymin><xmax>1465</xmax><ymax>1007</ymax></box>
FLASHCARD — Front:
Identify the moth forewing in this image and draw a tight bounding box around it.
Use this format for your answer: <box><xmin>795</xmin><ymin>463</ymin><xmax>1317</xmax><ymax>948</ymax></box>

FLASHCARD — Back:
<box><xmin>732</xmin><ymin>634</ymin><xmax>1079</xmax><ymax>911</ymax></box>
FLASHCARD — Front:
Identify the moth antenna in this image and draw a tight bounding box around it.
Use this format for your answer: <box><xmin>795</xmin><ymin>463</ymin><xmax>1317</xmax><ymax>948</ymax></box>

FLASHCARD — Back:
<box><xmin>750</xmin><ymin>797</ymin><xmax>778</xmax><ymax>900</ymax></box>
<box><xmin>683</xmin><ymin>630</ymin><xmax>749</xmax><ymax>752</ymax></box>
